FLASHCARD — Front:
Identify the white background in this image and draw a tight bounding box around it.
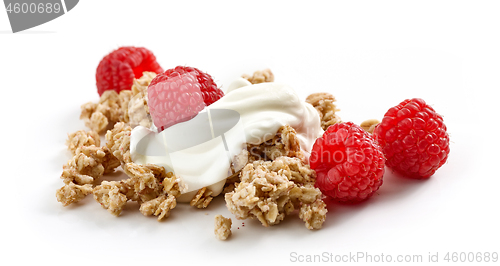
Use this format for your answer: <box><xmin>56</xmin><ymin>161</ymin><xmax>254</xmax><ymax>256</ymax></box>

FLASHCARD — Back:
<box><xmin>1</xmin><ymin>1</ymin><xmax>499</xmax><ymax>265</ymax></box>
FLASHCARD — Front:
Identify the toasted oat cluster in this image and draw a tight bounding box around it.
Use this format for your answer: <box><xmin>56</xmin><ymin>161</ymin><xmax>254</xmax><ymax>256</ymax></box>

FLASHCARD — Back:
<box><xmin>306</xmin><ymin>92</ymin><xmax>342</xmax><ymax>131</ymax></box>
<box><xmin>242</xmin><ymin>69</ymin><xmax>274</xmax><ymax>84</ymax></box>
<box><xmin>93</xmin><ymin>161</ymin><xmax>183</xmax><ymax>218</ymax></box>
<box><xmin>56</xmin><ymin>182</ymin><xmax>93</xmax><ymax>207</ymax></box>
<box><xmin>128</xmin><ymin>71</ymin><xmax>156</xmax><ymax>128</ymax></box>
<box><xmin>360</xmin><ymin>119</ymin><xmax>380</xmax><ymax>134</ymax></box>
<box><xmin>190</xmin><ymin>187</ymin><xmax>214</xmax><ymax>209</ymax></box>
<box><xmin>223</xmin><ymin>125</ymin><xmax>306</xmax><ymax>196</ymax></box>
<box><xmin>57</xmin><ymin>124</ymin><xmax>183</xmax><ymax>220</ymax></box>
<box><xmin>80</xmin><ymin>72</ymin><xmax>156</xmax><ymax>133</ymax></box>
<box><xmin>66</xmin><ymin>130</ymin><xmax>100</xmax><ymax>155</ymax></box>
<box><xmin>61</xmin><ymin>145</ymin><xmax>119</xmax><ymax>184</ymax></box>
<box><xmin>140</xmin><ymin>194</ymin><xmax>177</xmax><ymax>221</ymax></box>
<box><xmin>91</xmin><ymin>134</ymin><xmax>184</xmax><ymax>218</ymax></box>
<box><xmin>225</xmin><ymin>156</ymin><xmax>327</xmax><ymax>230</ymax></box>
<box><xmin>105</xmin><ymin>122</ymin><xmax>132</xmax><ymax>164</ymax></box>
<box><xmin>93</xmin><ymin>180</ymin><xmax>129</xmax><ymax>216</ymax></box>
<box><xmin>80</xmin><ymin>90</ymin><xmax>132</xmax><ymax>133</ymax></box>
<box><xmin>214</xmin><ymin>215</ymin><xmax>232</xmax><ymax>240</ymax></box>
<box><xmin>247</xmin><ymin>125</ymin><xmax>304</xmax><ymax>163</ymax></box>
<box><xmin>56</xmin><ymin>144</ymin><xmax>120</xmax><ymax>206</ymax></box>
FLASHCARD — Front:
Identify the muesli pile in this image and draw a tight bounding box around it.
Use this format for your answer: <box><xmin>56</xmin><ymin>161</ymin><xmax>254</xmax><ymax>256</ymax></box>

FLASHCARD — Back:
<box><xmin>56</xmin><ymin>50</ymin><xmax>337</xmax><ymax>236</ymax></box>
<box><xmin>57</xmin><ymin>46</ymin><xmax>450</xmax><ymax>240</ymax></box>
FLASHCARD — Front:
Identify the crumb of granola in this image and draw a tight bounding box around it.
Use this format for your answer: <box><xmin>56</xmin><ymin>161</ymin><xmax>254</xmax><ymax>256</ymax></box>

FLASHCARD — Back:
<box><xmin>93</xmin><ymin>181</ymin><xmax>129</xmax><ymax>216</ymax></box>
<box><xmin>56</xmin><ymin>182</ymin><xmax>93</xmax><ymax>207</ymax></box>
<box><xmin>66</xmin><ymin>130</ymin><xmax>100</xmax><ymax>155</ymax></box>
<box><xmin>105</xmin><ymin>122</ymin><xmax>132</xmax><ymax>164</ymax></box>
<box><xmin>225</xmin><ymin>156</ymin><xmax>327</xmax><ymax>229</ymax></box>
<box><xmin>101</xmin><ymin>146</ymin><xmax>121</xmax><ymax>174</ymax></box>
<box><xmin>123</xmin><ymin>163</ymin><xmax>158</xmax><ymax>191</ymax></box>
<box><xmin>222</xmin><ymin>170</ymin><xmax>241</xmax><ymax>195</ymax></box>
<box><xmin>92</xmin><ymin>162</ymin><xmax>181</xmax><ymax>219</ymax></box>
<box><xmin>190</xmin><ymin>187</ymin><xmax>214</xmax><ymax>209</ymax></box>
<box><xmin>306</xmin><ymin>92</ymin><xmax>342</xmax><ymax>130</ymax></box>
<box><xmin>139</xmin><ymin>194</ymin><xmax>177</xmax><ymax>221</ymax></box>
<box><xmin>119</xmin><ymin>90</ymin><xmax>133</xmax><ymax>123</ymax></box>
<box><xmin>80</xmin><ymin>102</ymin><xmax>97</xmax><ymax>126</ymax></box>
<box><xmin>79</xmin><ymin>85</ymin><xmax>140</xmax><ymax>133</ymax></box>
<box><xmin>61</xmin><ymin>145</ymin><xmax>119</xmax><ymax>185</ymax></box>
<box><xmin>131</xmin><ymin>71</ymin><xmax>156</xmax><ymax>97</ymax></box>
<box><xmin>305</xmin><ymin>92</ymin><xmax>335</xmax><ymax>106</ymax></box>
<box><xmin>127</xmin><ymin>72</ymin><xmax>156</xmax><ymax>128</ymax></box>
<box><xmin>125</xmin><ymin>163</ymin><xmax>180</xmax><ymax>212</ymax></box>
<box><xmin>80</xmin><ymin>90</ymin><xmax>122</xmax><ymax>133</ymax></box>
<box><xmin>289</xmin><ymin>185</ymin><xmax>321</xmax><ymax>205</ymax></box>
<box><xmin>57</xmin><ymin>144</ymin><xmax>120</xmax><ymax>206</ymax></box>
<box><xmin>299</xmin><ymin>200</ymin><xmax>328</xmax><ymax>230</ymax></box>
<box><xmin>88</xmin><ymin>111</ymin><xmax>109</xmax><ymax>133</ymax></box>
<box><xmin>242</xmin><ymin>69</ymin><xmax>274</xmax><ymax>84</ymax></box>
<box><xmin>214</xmin><ymin>215</ymin><xmax>232</xmax><ymax>240</ymax></box>
<box><xmin>60</xmin><ymin>166</ymin><xmax>94</xmax><ymax>185</ymax></box>
<box><xmin>161</xmin><ymin>171</ymin><xmax>184</xmax><ymax>197</ymax></box>
<box><xmin>360</xmin><ymin>119</ymin><xmax>380</xmax><ymax>134</ymax></box>
<box><xmin>267</xmin><ymin>156</ymin><xmax>316</xmax><ymax>185</ymax></box>
<box><xmin>247</xmin><ymin>125</ymin><xmax>304</xmax><ymax>163</ymax></box>
<box><xmin>128</xmin><ymin>94</ymin><xmax>152</xmax><ymax>128</ymax></box>
<box><xmin>139</xmin><ymin>195</ymin><xmax>165</xmax><ymax>216</ymax></box>
<box><xmin>122</xmin><ymin>162</ymin><xmax>162</xmax><ymax>203</ymax></box>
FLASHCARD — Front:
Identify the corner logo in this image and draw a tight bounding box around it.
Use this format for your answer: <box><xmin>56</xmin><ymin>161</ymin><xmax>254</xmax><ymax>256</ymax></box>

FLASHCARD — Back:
<box><xmin>3</xmin><ymin>0</ymin><xmax>79</xmax><ymax>33</ymax></box>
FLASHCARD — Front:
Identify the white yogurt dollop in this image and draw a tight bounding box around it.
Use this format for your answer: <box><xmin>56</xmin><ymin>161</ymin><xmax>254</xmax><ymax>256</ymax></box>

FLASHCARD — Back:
<box><xmin>130</xmin><ymin>78</ymin><xmax>323</xmax><ymax>202</ymax></box>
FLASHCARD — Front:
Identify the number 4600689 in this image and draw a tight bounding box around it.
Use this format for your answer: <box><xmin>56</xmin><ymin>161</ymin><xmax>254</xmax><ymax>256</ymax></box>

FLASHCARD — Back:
<box><xmin>6</xmin><ymin>2</ymin><xmax>62</xmax><ymax>14</ymax></box>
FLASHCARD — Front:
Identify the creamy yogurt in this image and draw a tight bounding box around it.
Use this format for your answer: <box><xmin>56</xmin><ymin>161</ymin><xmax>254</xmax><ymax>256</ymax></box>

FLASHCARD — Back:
<box><xmin>130</xmin><ymin>78</ymin><xmax>323</xmax><ymax>202</ymax></box>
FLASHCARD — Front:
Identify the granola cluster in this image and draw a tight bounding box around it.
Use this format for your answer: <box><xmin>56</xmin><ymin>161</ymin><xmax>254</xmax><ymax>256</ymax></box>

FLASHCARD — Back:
<box><xmin>80</xmin><ymin>72</ymin><xmax>155</xmax><ymax>133</ymax></box>
<box><xmin>360</xmin><ymin>119</ymin><xmax>380</xmax><ymax>134</ymax></box>
<box><xmin>105</xmin><ymin>122</ymin><xmax>132</xmax><ymax>164</ymax></box>
<box><xmin>96</xmin><ymin>124</ymin><xmax>184</xmax><ymax>219</ymax></box>
<box><xmin>93</xmin><ymin>162</ymin><xmax>182</xmax><ymax>219</ymax></box>
<box><xmin>80</xmin><ymin>90</ymin><xmax>132</xmax><ymax>133</ymax></box>
<box><xmin>66</xmin><ymin>130</ymin><xmax>100</xmax><ymax>155</ymax></box>
<box><xmin>222</xmin><ymin>125</ymin><xmax>305</xmax><ymax>195</ymax></box>
<box><xmin>56</xmin><ymin>144</ymin><xmax>120</xmax><ymax>206</ymax></box>
<box><xmin>128</xmin><ymin>71</ymin><xmax>156</xmax><ymax>128</ymax></box>
<box><xmin>57</xmin><ymin>123</ymin><xmax>183</xmax><ymax>221</ymax></box>
<box><xmin>242</xmin><ymin>69</ymin><xmax>274</xmax><ymax>84</ymax></box>
<box><xmin>247</xmin><ymin>125</ymin><xmax>304</xmax><ymax>163</ymax></box>
<box><xmin>225</xmin><ymin>156</ymin><xmax>327</xmax><ymax>230</ymax></box>
<box><xmin>214</xmin><ymin>215</ymin><xmax>232</xmax><ymax>241</ymax></box>
<box><xmin>56</xmin><ymin>182</ymin><xmax>93</xmax><ymax>207</ymax></box>
<box><xmin>223</xmin><ymin>125</ymin><xmax>327</xmax><ymax>230</ymax></box>
<box><xmin>306</xmin><ymin>92</ymin><xmax>342</xmax><ymax>131</ymax></box>
<box><xmin>190</xmin><ymin>187</ymin><xmax>214</xmax><ymax>209</ymax></box>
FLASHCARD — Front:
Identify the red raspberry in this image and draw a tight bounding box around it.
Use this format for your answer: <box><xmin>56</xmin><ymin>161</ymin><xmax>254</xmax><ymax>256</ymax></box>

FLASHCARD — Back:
<box><xmin>310</xmin><ymin>122</ymin><xmax>385</xmax><ymax>202</ymax></box>
<box><xmin>96</xmin><ymin>46</ymin><xmax>163</xmax><ymax>96</ymax></box>
<box><xmin>150</xmin><ymin>66</ymin><xmax>224</xmax><ymax>106</ymax></box>
<box><xmin>147</xmin><ymin>67</ymin><xmax>213</xmax><ymax>131</ymax></box>
<box><xmin>373</xmin><ymin>98</ymin><xmax>450</xmax><ymax>178</ymax></box>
